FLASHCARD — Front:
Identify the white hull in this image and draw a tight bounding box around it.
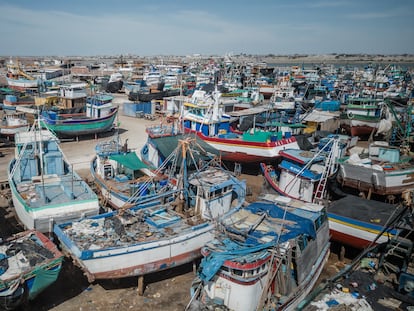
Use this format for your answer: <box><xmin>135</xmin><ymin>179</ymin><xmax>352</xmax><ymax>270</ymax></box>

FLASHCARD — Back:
<box><xmin>60</xmin><ymin>220</ymin><xmax>216</xmax><ymax>281</ymax></box>
<box><xmin>6</xmin><ymin>77</ymin><xmax>39</xmax><ymax>88</ymax></box>
<box><xmin>328</xmin><ymin>218</ymin><xmax>391</xmax><ymax>245</ymax></box>
<box><xmin>339</xmin><ymin>162</ymin><xmax>414</xmax><ymax>193</ymax></box>
<box><xmin>205</xmin><ymin>138</ymin><xmax>299</xmax><ymax>158</ymax></box>
<box><xmin>202</xmin><ymin>245</ymin><xmax>330</xmax><ymax>311</ymax></box>
<box><xmin>0</xmin><ymin>125</ymin><xmax>29</xmax><ymax>136</ymax></box>
<box><xmin>10</xmin><ymin>185</ymin><xmax>99</xmax><ymax>233</ymax></box>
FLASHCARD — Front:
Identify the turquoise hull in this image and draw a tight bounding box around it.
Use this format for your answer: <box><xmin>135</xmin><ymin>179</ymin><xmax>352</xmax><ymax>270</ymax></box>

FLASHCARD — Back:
<box><xmin>41</xmin><ymin>107</ymin><xmax>118</xmax><ymax>137</ymax></box>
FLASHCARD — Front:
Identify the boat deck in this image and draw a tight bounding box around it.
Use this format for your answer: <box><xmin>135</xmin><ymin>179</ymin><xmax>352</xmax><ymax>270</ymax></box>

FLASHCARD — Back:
<box><xmin>16</xmin><ymin>174</ymin><xmax>96</xmax><ymax>208</ymax></box>
<box><xmin>60</xmin><ymin>206</ymin><xmax>205</xmax><ymax>251</ymax></box>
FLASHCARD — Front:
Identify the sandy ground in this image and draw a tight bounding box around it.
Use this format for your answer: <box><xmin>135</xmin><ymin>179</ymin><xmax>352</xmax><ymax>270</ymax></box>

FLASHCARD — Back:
<box><xmin>0</xmin><ymin>94</ymin><xmax>350</xmax><ymax>311</ymax></box>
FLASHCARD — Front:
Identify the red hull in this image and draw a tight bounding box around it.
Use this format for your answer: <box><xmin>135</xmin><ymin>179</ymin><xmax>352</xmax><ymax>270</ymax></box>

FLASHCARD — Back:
<box><xmin>185</xmin><ymin>129</ymin><xmax>297</xmax><ymax>163</ymax></box>
<box><xmin>329</xmin><ymin>229</ymin><xmax>373</xmax><ymax>249</ymax></box>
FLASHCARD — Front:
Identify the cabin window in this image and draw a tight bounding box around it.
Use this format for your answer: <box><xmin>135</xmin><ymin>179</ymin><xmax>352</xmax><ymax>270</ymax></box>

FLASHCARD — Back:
<box><xmin>297</xmin><ymin>235</ymin><xmax>307</xmax><ymax>251</ymax></box>
<box><xmin>315</xmin><ymin>215</ymin><xmax>325</xmax><ymax>231</ymax></box>
<box><xmin>103</xmin><ymin>164</ymin><xmax>112</xmax><ymax>178</ymax></box>
<box><xmin>314</xmin><ymin>210</ymin><xmax>328</xmax><ymax>231</ymax></box>
<box><xmin>232</xmin><ymin>269</ymin><xmax>243</xmax><ymax>277</ymax></box>
<box><xmin>214</xmin><ymin>189</ymin><xmax>222</xmax><ymax>198</ymax></box>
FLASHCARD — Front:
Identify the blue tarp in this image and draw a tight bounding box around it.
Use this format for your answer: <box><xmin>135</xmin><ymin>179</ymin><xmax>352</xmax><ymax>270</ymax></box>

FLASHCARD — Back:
<box><xmin>279</xmin><ymin>160</ymin><xmax>322</xmax><ymax>180</ymax></box>
<box><xmin>198</xmin><ymin>201</ymin><xmax>317</xmax><ymax>281</ymax></box>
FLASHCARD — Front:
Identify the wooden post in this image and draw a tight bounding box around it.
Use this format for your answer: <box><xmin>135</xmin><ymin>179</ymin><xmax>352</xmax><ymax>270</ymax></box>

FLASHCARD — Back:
<box><xmin>137</xmin><ymin>276</ymin><xmax>144</xmax><ymax>296</ymax></box>
<box><xmin>367</xmin><ymin>187</ymin><xmax>372</xmax><ymax>200</ymax></box>
<box><xmin>339</xmin><ymin>245</ymin><xmax>346</xmax><ymax>261</ymax></box>
<box><xmin>193</xmin><ymin>260</ymin><xmax>197</xmax><ymax>275</ymax></box>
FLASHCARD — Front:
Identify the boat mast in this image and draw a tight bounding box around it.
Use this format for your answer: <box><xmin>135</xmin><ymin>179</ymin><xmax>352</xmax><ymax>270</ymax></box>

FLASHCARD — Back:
<box><xmin>35</xmin><ymin>116</ymin><xmax>47</xmax><ymax>202</ymax></box>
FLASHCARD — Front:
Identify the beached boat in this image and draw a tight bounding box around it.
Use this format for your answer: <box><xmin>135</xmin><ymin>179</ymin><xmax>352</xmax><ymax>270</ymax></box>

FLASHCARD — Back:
<box><xmin>0</xmin><ymin>230</ymin><xmax>63</xmax><ymax>310</ymax></box>
<box><xmin>128</xmin><ymin>88</ymin><xmax>181</xmax><ymax>102</ymax></box>
<box><xmin>53</xmin><ymin>82</ymin><xmax>89</xmax><ymax>114</ymax></box>
<box><xmin>337</xmin><ymin>141</ymin><xmax>414</xmax><ymax>196</ymax></box>
<box><xmin>91</xmin><ymin>136</ymin><xmax>176</xmax><ymax>210</ymax></box>
<box><xmin>256</xmin><ymin>78</ymin><xmax>276</xmax><ymax>99</ymax></box>
<box><xmin>340</xmin><ymin>96</ymin><xmax>384</xmax><ymax>137</ymax></box>
<box><xmin>328</xmin><ymin>195</ymin><xmax>407</xmax><ymax>249</ymax></box>
<box><xmin>182</xmin><ymin>89</ymin><xmax>300</xmax><ymax>163</ymax></box>
<box><xmin>2</xmin><ymin>94</ymin><xmax>36</xmax><ymax>113</ymax></box>
<box><xmin>0</xmin><ymin>112</ymin><xmax>29</xmax><ymax>139</ymax></box>
<box><xmin>260</xmin><ymin>136</ymin><xmax>342</xmax><ymax>204</ymax></box>
<box><xmin>259</xmin><ymin>136</ymin><xmax>411</xmax><ymax>250</ymax></box>
<box><xmin>141</xmin><ymin>123</ymin><xmax>221</xmax><ymax>168</ymax></box>
<box><xmin>53</xmin><ymin>138</ymin><xmax>246</xmax><ymax>292</ymax></box>
<box><xmin>5</xmin><ymin>61</ymin><xmax>40</xmax><ymax>91</ymax></box>
<box><xmin>40</xmin><ymin>93</ymin><xmax>118</xmax><ymax>138</ymax></box>
<box><xmin>7</xmin><ymin>121</ymin><xmax>100</xmax><ymax>233</ymax></box>
<box><xmin>187</xmin><ymin>193</ymin><xmax>330</xmax><ymax>311</ymax></box>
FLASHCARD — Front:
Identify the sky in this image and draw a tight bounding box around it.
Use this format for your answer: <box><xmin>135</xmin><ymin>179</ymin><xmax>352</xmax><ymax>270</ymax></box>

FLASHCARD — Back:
<box><xmin>1</xmin><ymin>0</ymin><xmax>413</xmax><ymax>57</ymax></box>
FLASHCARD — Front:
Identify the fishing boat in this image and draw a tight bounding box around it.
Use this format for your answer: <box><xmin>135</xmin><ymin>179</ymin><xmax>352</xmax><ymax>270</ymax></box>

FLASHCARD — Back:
<box><xmin>259</xmin><ymin>136</ymin><xmax>410</xmax><ymax>250</ymax></box>
<box><xmin>187</xmin><ymin>193</ymin><xmax>330</xmax><ymax>311</ymax></box>
<box><xmin>182</xmin><ymin>89</ymin><xmax>300</xmax><ymax>163</ymax></box>
<box><xmin>0</xmin><ymin>230</ymin><xmax>63</xmax><ymax>310</ymax></box>
<box><xmin>5</xmin><ymin>60</ymin><xmax>40</xmax><ymax>91</ymax></box>
<box><xmin>91</xmin><ymin>136</ymin><xmax>175</xmax><ymax>211</ymax></box>
<box><xmin>128</xmin><ymin>88</ymin><xmax>180</xmax><ymax>102</ymax></box>
<box><xmin>53</xmin><ymin>82</ymin><xmax>89</xmax><ymax>114</ymax></box>
<box><xmin>0</xmin><ymin>112</ymin><xmax>29</xmax><ymax>139</ymax></box>
<box><xmin>7</xmin><ymin>121</ymin><xmax>100</xmax><ymax>233</ymax></box>
<box><xmin>328</xmin><ymin>195</ymin><xmax>407</xmax><ymax>249</ymax></box>
<box><xmin>340</xmin><ymin>96</ymin><xmax>384</xmax><ymax>137</ymax></box>
<box><xmin>40</xmin><ymin>93</ymin><xmax>118</xmax><ymax>138</ymax></box>
<box><xmin>141</xmin><ymin>123</ymin><xmax>221</xmax><ymax>168</ymax></box>
<box><xmin>337</xmin><ymin>141</ymin><xmax>414</xmax><ymax>196</ymax></box>
<box><xmin>2</xmin><ymin>94</ymin><xmax>36</xmax><ymax>113</ymax></box>
<box><xmin>53</xmin><ymin>138</ymin><xmax>246</xmax><ymax>293</ymax></box>
<box><xmin>260</xmin><ymin>136</ymin><xmax>342</xmax><ymax>204</ymax></box>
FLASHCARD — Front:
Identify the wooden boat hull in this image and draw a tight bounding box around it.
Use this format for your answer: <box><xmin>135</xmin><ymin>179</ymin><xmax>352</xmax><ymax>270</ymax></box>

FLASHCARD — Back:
<box><xmin>186</xmin><ymin>129</ymin><xmax>299</xmax><ymax>163</ymax></box>
<box><xmin>6</xmin><ymin>77</ymin><xmax>39</xmax><ymax>90</ymax></box>
<box><xmin>40</xmin><ymin>107</ymin><xmax>118</xmax><ymax>137</ymax></box>
<box><xmin>327</xmin><ymin>196</ymin><xmax>401</xmax><ymax>249</ymax></box>
<box><xmin>8</xmin><ymin>169</ymin><xmax>100</xmax><ymax>233</ymax></box>
<box><xmin>91</xmin><ymin>156</ymin><xmax>176</xmax><ymax>210</ymax></box>
<box><xmin>8</xmin><ymin>129</ymin><xmax>100</xmax><ymax>232</ymax></box>
<box><xmin>337</xmin><ymin>162</ymin><xmax>414</xmax><ymax>195</ymax></box>
<box><xmin>55</xmin><ymin>216</ymin><xmax>215</xmax><ymax>282</ymax></box>
<box><xmin>260</xmin><ymin>162</ymin><xmax>319</xmax><ymax>203</ymax></box>
<box><xmin>328</xmin><ymin>214</ymin><xmax>399</xmax><ymax>249</ymax></box>
<box><xmin>0</xmin><ymin>124</ymin><xmax>29</xmax><ymax>137</ymax></box>
<box><xmin>191</xmin><ymin>200</ymin><xmax>331</xmax><ymax>311</ymax></box>
<box><xmin>0</xmin><ymin>230</ymin><xmax>63</xmax><ymax>308</ymax></box>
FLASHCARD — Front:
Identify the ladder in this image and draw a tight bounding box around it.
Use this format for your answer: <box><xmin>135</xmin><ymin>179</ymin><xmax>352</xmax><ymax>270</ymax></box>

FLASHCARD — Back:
<box><xmin>256</xmin><ymin>246</ymin><xmax>285</xmax><ymax>310</ymax></box>
<box><xmin>313</xmin><ymin>137</ymin><xmax>339</xmax><ymax>203</ymax></box>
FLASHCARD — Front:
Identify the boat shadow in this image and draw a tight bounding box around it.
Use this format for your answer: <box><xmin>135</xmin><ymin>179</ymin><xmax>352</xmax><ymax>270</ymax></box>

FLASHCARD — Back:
<box><xmin>97</xmin><ymin>260</ymin><xmax>199</xmax><ymax>292</ymax></box>
<box><xmin>59</xmin><ymin>127</ymin><xmax>128</xmax><ymax>142</ymax></box>
<box><xmin>27</xmin><ymin>259</ymin><xmax>90</xmax><ymax>311</ymax></box>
